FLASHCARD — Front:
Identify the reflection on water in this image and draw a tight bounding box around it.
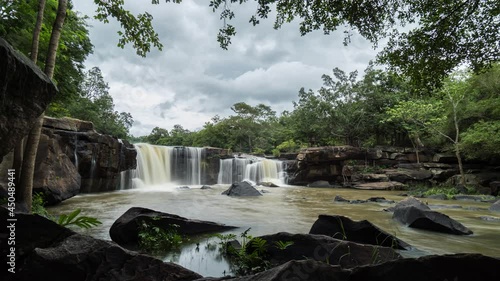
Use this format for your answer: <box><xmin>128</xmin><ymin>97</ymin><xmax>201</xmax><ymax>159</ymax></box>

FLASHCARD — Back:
<box><xmin>48</xmin><ymin>184</ymin><xmax>500</xmax><ymax>277</ymax></box>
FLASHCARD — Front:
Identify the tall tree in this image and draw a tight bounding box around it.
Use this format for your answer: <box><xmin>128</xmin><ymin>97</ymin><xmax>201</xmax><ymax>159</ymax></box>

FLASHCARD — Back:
<box><xmin>18</xmin><ymin>0</ymin><xmax>68</xmax><ymax>212</ymax></box>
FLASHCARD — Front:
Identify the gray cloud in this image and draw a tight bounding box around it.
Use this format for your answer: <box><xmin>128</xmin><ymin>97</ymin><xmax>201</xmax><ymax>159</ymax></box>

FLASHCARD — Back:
<box><xmin>73</xmin><ymin>1</ymin><xmax>380</xmax><ymax>137</ymax></box>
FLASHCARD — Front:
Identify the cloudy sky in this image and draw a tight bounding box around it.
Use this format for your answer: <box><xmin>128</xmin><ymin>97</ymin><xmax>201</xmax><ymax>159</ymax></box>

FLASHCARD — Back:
<box><xmin>73</xmin><ymin>1</ymin><xmax>380</xmax><ymax>137</ymax></box>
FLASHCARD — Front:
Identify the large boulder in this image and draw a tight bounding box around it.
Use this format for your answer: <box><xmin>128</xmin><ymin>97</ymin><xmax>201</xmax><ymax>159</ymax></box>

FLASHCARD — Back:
<box><xmin>109</xmin><ymin>207</ymin><xmax>237</xmax><ymax>247</ymax></box>
<box><xmin>222</xmin><ymin>181</ymin><xmax>262</xmax><ymax>196</ymax></box>
<box><xmin>309</xmin><ymin>215</ymin><xmax>410</xmax><ymax>249</ymax></box>
<box><xmin>32</xmin><ymin>132</ymin><xmax>81</xmax><ymax>205</ymax></box>
<box><xmin>384</xmin><ymin>168</ymin><xmax>433</xmax><ymax>183</ymax></box>
<box><xmin>195</xmin><ymin>254</ymin><xmax>500</xmax><ymax>281</ymax></box>
<box><xmin>391</xmin><ymin>198</ymin><xmax>473</xmax><ymax>235</ymax></box>
<box><xmin>0</xmin><ymin>207</ymin><xmax>202</xmax><ymax>281</ymax></box>
<box><xmin>0</xmin><ymin>38</ymin><xmax>58</xmax><ymax>159</ymax></box>
<box><xmin>248</xmin><ymin>232</ymin><xmax>401</xmax><ymax>269</ymax></box>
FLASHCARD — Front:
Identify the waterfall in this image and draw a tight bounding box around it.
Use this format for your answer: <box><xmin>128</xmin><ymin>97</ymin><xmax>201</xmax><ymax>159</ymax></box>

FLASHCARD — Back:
<box><xmin>132</xmin><ymin>143</ymin><xmax>204</xmax><ymax>188</ymax></box>
<box><xmin>217</xmin><ymin>157</ymin><xmax>284</xmax><ymax>185</ymax></box>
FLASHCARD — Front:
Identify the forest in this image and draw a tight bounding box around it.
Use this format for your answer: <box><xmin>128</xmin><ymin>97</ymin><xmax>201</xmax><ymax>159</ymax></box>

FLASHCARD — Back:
<box><xmin>2</xmin><ymin>0</ymin><xmax>499</xmax><ymax>161</ymax></box>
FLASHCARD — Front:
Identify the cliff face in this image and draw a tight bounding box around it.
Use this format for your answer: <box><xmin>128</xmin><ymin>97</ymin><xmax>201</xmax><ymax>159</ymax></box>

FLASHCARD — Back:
<box><xmin>42</xmin><ymin>117</ymin><xmax>137</xmax><ymax>194</ymax></box>
<box><xmin>0</xmin><ymin>37</ymin><xmax>58</xmax><ymax>159</ymax></box>
<box><xmin>285</xmin><ymin>146</ymin><xmax>499</xmax><ymax>194</ymax></box>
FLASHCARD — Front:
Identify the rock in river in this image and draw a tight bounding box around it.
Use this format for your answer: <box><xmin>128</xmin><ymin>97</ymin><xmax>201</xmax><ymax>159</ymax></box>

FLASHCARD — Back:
<box><xmin>222</xmin><ymin>181</ymin><xmax>262</xmax><ymax>196</ymax></box>
<box><xmin>109</xmin><ymin>207</ymin><xmax>237</xmax><ymax>247</ymax></box>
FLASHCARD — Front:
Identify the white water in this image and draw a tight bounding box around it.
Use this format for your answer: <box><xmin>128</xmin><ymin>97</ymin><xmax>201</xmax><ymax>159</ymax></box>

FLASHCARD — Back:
<box><xmin>133</xmin><ymin>143</ymin><xmax>204</xmax><ymax>188</ymax></box>
<box><xmin>217</xmin><ymin>157</ymin><xmax>285</xmax><ymax>185</ymax></box>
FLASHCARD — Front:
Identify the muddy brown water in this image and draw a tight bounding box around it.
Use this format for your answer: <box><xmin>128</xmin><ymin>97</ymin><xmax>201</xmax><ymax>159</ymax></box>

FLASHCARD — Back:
<box><xmin>48</xmin><ymin>184</ymin><xmax>500</xmax><ymax>277</ymax></box>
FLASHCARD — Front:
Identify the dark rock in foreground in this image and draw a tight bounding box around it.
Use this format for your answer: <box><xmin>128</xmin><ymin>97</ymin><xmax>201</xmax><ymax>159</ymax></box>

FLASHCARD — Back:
<box><xmin>0</xmin><ymin>207</ymin><xmax>202</xmax><ymax>281</ymax></box>
<box><xmin>309</xmin><ymin>215</ymin><xmax>410</xmax><ymax>249</ymax></box>
<box><xmin>222</xmin><ymin>181</ymin><xmax>262</xmax><ymax>196</ymax></box>
<box><xmin>391</xmin><ymin>197</ymin><xmax>473</xmax><ymax>235</ymax></box>
<box><xmin>110</xmin><ymin>207</ymin><xmax>237</xmax><ymax>246</ymax></box>
<box><xmin>195</xmin><ymin>254</ymin><xmax>500</xmax><ymax>281</ymax></box>
<box><xmin>249</xmin><ymin>232</ymin><xmax>401</xmax><ymax>269</ymax></box>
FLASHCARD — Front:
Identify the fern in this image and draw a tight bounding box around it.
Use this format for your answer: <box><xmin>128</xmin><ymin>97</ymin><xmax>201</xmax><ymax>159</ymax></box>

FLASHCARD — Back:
<box><xmin>57</xmin><ymin>209</ymin><xmax>102</xmax><ymax>229</ymax></box>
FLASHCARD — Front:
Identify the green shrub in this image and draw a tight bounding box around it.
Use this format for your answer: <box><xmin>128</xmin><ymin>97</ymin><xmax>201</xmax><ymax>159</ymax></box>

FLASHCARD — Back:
<box><xmin>57</xmin><ymin>209</ymin><xmax>102</xmax><ymax>229</ymax></box>
<box><xmin>138</xmin><ymin>219</ymin><xmax>183</xmax><ymax>253</ymax></box>
<box><xmin>32</xmin><ymin>193</ymin><xmax>50</xmax><ymax>217</ymax></box>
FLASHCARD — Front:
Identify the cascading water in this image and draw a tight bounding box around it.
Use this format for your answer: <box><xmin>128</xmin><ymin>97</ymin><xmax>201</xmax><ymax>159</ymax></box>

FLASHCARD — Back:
<box><xmin>132</xmin><ymin>143</ymin><xmax>204</xmax><ymax>188</ymax></box>
<box><xmin>217</xmin><ymin>157</ymin><xmax>285</xmax><ymax>185</ymax></box>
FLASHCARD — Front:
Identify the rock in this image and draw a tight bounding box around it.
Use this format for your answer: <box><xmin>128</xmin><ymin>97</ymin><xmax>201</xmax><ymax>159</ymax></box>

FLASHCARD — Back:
<box><xmin>109</xmin><ymin>207</ymin><xmax>237</xmax><ymax>247</ymax></box>
<box><xmin>393</xmin><ymin>205</ymin><xmax>473</xmax><ymax>235</ymax></box>
<box><xmin>32</xmin><ymin>133</ymin><xmax>81</xmax><ymax>205</ymax></box>
<box><xmin>334</xmin><ymin>195</ymin><xmax>350</xmax><ymax>202</ymax></box>
<box><xmin>384</xmin><ymin>169</ymin><xmax>433</xmax><ymax>183</ymax></box>
<box><xmin>347</xmin><ymin>254</ymin><xmax>500</xmax><ymax>281</ymax></box>
<box><xmin>248</xmin><ymin>232</ymin><xmax>401</xmax><ymax>269</ymax></box>
<box><xmin>258</xmin><ymin>182</ymin><xmax>280</xmax><ymax>187</ymax></box>
<box><xmin>309</xmin><ymin>215</ymin><xmax>410</xmax><ymax>249</ymax></box>
<box><xmin>349</xmin><ymin>199</ymin><xmax>368</xmax><ymax>204</ymax></box>
<box><xmin>353</xmin><ymin>181</ymin><xmax>405</xmax><ymax>190</ymax></box>
<box><xmin>425</xmin><ymin>194</ymin><xmax>448</xmax><ymax>200</ymax></box>
<box><xmin>490</xmin><ymin>181</ymin><xmax>500</xmax><ymax>196</ymax></box>
<box><xmin>428</xmin><ymin>204</ymin><xmax>462</xmax><ymax>210</ymax></box>
<box><xmin>307</xmin><ymin>180</ymin><xmax>333</xmax><ymax>188</ymax></box>
<box><xmin>178</xmin><ymin>186</ymin><xmax>190</xmax><ymax>189</ymax></box>
<box><xmin>366</xmin><ymin>197</ymin><xmax>395</xmax><ymax>204</ymax></box>
<box><xmin>222</xmin><ymin>181</ymin><xmax>262</xmax><ymax>196</ymax></box>
<box><xmin>0</xmin><ymin>38</ymin><xmax>58</xmax><ymax>159</ymax></box>
<box><xmin>200</xmin><ymin>185</ymin><xmax>212</xmax><ymax>189</ymax></box>
<box><xmin>490</xmin><ymin>200</ymin><xmax>500</xmax><ymax>212</ymax></box>
<box><xmin>386</xmin><ymin>196</ymin><xmax>431</xmax><ymax>212</ymax></box>
<box><xmin>432</xmin><ymin>154</ymin><xmax>458</xmax><ymax>163</ymax></box>
<box><xmin>0</xmin><ymin>207</ymin><xmax>202</xmax><ymax>281</ymax></box>
<box><xmin>453</xmin><ymin>194</ymin><xmax>497</xmax><ymax>202</ymax></box>
<box><xmin>480</xmin><ymin>216</ymin><xmax>500</xmax><ymax>222</ymax></box>
<box><xmin>351</xmin><ymin>173</ymin><xmax>389</xmax><ymax>182</ymax></box>
<box><xmin>260</xmin><ymin>189</ymin><xmax>271</xmax><ymax>193</ymax></box>
<box><xmin>201</xmin><ymin>254</ymin><xmax>500</xmax><ymax>281</ymax></box>
<box><xmin>41</xmin><ymin>117</ymin><xmax>137</xmax><ymax>193</ymax></box>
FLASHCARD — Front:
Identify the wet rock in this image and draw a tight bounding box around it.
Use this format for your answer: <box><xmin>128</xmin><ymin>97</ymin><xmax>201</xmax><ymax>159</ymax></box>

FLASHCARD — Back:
<box><xmin>385</xmin><ymin>197</ymin><xmax>431</xmax><ymax>212</ymax></box>
<box><xmin>260</xmin><ymin>189</ymin><xmax>271</xmax><ymax>193</ymax></box>
<box><xmin>178</xmin><ymin>186</ymin><xmax>190</xmax><ymax>189</ymax></box>
<box><xmin>109</xmin><ymin>207</ymin><xmax>237</xmax><ymax>247</ymax></box>
<box><xmin>393</xmin><ymin>205</ymin><xmax>473</xmax><ymax>235</ymax></box>
<box><xmin>349</xmin><ymin>199</ymin><xmax>368</xmax><ymax>204</ymax></box>
<box><xmin>0</xmin><ymin>207</ymin><xmax>202</xmax><ymax>281</ymax></box>
<box><xmin>249</xmin><ymin>232</ymin><xmax>401</xmax><ymax>269</ymax></box>
<box><xmin>480</xmin><ymin>216</ymin><xmax>500</xmax><ymax>222</ymax></box>
<box><xmin>353</xmin><ymin>181</ymin><xmax>405</xmax><ymax>190</ymax></box>
<box><xmin>200</xmin><ymin>185</ymin><xmax>212</xmax><ymax>189</ymax></box>
<box><xmin>334</xmin><ymin>195</ymin><xmax>350</xmax><ymax>202</ymax></box>
<box><xmin>0</xmin><ymin>38</ymin><xmax>58</xmax><ymax>159</ymax></box>
<box><xmin>453</xmin><ymin>194</ymin><xmax>497</xmax><ymax>202</ymax></box>
<box><xmin>309</xmin><ymin>215</ymin><xmax>410</xmax><ymax>249</ymax></box>
<box><xmin>367</xmin><ymin>197</ymin><xmax>395</xmax><ymax>204</ymax></box>
<box><xmin>307</xmin><ymin>180</ymin><xmax>333</xmax><ymax>188</ymax></box>
<box><xmin>490</xmin><ymin>200</ymin><xmax>500</xmax><ymax>212</ymax></box>
<box><xmin>222</xmin><ymin>181</ymin><xmax>262</xmax><ymax>196</ymax></box>
<box><xmin>259</xmin><ymin>182</ymin><xmax>280</xmax><ymax>187</ymax></box>
<box><xmin>425</xmin><ymin>194</ymin><xmax>448</xmax><ymax>200</ymax></box>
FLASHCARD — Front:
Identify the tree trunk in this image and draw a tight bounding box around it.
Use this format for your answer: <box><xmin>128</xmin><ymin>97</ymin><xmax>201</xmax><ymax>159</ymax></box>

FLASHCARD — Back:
<box><xmin>13</xmin><ymin>0</ymin><xmax>46</xmax><ymax>185</ymax></box>
<box><xmin>455</xmin><ymin>144</ymin><xmax>465</xmax><ymax>185</ymax></box>
<box><xmin>17</xmin><ymin>0</ymin><xmax>67</xmax><ymax>212</ymax></box>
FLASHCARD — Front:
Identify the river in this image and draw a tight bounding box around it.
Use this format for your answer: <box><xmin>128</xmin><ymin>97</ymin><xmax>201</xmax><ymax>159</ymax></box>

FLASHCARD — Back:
<box><xmin>48</xmin><ymin>183</ymin><xmax>500</xmax><ymax>277</ymax></box>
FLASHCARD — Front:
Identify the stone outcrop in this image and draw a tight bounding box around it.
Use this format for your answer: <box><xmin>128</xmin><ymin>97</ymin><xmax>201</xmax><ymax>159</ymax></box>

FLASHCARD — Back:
<box><xmin>309</xmin><ymin>215</ymin><xmax>410</xmax><ymax>249</ymax></box>
<box><xmin>0</xmin><ymin>207</ymin><xmax>202</xmax><ymax>281</ymax></box>
<box><xmin>285</xmin><ymin>145</ymin><xmax>499</xmax><ymax>192</ymax></box>
<box><xmin>42</xmin><ymin>116</ymin><xmax>136</xmax><ymax>192</ymax></box>
<box><xmin>32</xmin><ymin>132</ymin><xmax>81</xmax><ymax>205</ymax></box>
<box><xmin>109</xmin><ymin>207</ymin><xmax>237</xmax><ymax>247</ymax></box>
<box><xmin>247</xmin><ymin>232</ymin><xmax>401</xmax><ymax>269</ymax></box>
<box><xmin>490</xmin><ymin>200</ymin><xmax>500</xmax><ymax>212</ymax></box>
<box><xmin>222</xmin><ymin>181</ymin><xmax>262</xmax><ymax>196</ymax></box>
<box><xmin>0</xmin><ymin>38</ymin><xmax>58</xmax><ymax>159</ymax></box>
<box><xmin>391</xmin><ymin>197</ymin><xmax>473</xmax><ymax>235</ymax></box>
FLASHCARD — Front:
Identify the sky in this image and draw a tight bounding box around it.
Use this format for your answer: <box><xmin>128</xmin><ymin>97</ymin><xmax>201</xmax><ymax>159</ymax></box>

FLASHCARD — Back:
<box><xmin>72</xmin><ymin>1</ymin><xmax>380</xmax><ymax>137</ymax></box>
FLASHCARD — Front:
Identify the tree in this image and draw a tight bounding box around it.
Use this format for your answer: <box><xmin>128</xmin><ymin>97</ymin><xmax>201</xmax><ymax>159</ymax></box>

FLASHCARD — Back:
<box><xmin>18</xmin><ymin>0</ymin><xmax>68</xmax><ymax>212</ymax></box>
<box><xmin>209</xmin><ymin>0</ymin><xmax>499</xmax><ymax>89</ymax></box>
